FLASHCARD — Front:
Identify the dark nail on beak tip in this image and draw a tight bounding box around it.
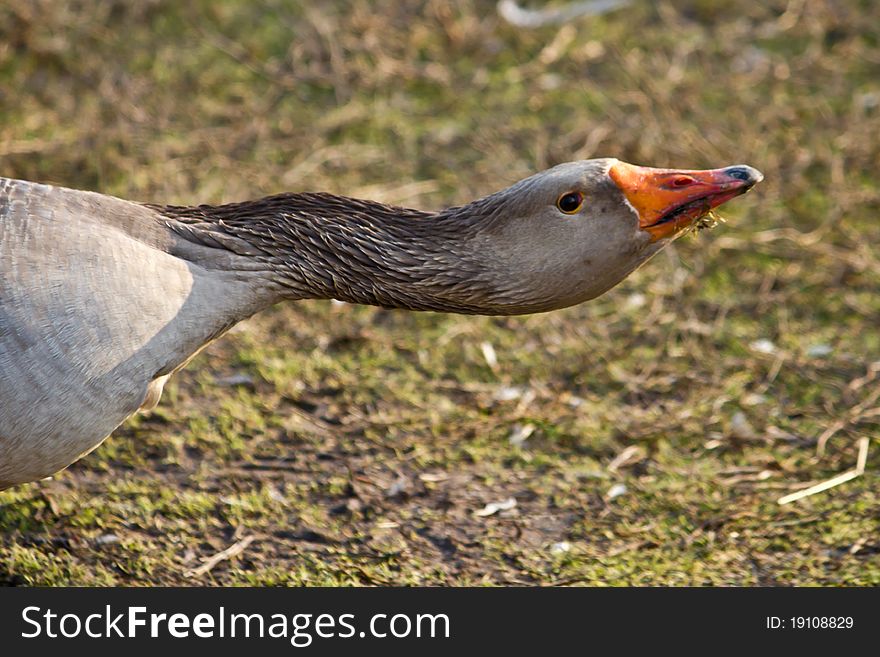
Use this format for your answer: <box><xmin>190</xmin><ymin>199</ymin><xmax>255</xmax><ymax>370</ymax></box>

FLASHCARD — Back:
<box><xmin>724</xmin><ymin>165</ymin><xmax>764</xmax><ymax>185</ymax></box>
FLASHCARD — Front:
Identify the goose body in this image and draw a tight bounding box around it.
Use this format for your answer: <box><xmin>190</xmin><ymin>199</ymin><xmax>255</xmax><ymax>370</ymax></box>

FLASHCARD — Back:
<box><xmin>0</xmin><ymin>159</ymin><xmax>762</xmax><ymax>488</ymax></box>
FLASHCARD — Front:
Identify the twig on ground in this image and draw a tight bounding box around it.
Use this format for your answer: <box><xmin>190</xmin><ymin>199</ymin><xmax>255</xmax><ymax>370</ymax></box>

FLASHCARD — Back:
<box><xmin>185</xmin><ymin>535</ymin><xmax>256</xmax><ymax>578</ymax></box>
<box><xmin>778</xmin><ymin>437</ymin><xmax>870</xmax><ymax>505</ymax></box>
<box><xmin>497</xmin><ymin>0</ymin><xmax>629</xmax><ymax>28</ymax></box>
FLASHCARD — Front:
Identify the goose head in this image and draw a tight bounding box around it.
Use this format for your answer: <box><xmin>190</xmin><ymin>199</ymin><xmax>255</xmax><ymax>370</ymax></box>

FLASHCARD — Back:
<box><xmin>450</xmin><ymin>158</ymin><xmax>763</xmax><ymax>313</ymax></box>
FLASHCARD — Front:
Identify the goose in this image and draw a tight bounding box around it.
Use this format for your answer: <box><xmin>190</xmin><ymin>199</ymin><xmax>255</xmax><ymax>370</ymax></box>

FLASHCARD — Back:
<box><xmin>0</xmin><ymin>159</ymin><xmax>762</xmax><ymax>489</ymax></box>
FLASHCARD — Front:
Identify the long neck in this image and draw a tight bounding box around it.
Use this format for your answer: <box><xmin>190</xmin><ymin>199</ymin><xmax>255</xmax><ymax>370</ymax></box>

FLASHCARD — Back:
<box><xmin>151</xmin><ymin>192</ymin><xmax>520</xmax><ymax>315</ymax></box>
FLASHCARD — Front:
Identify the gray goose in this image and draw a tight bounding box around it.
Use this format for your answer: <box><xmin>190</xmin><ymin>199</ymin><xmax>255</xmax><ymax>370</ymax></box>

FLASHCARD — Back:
<box><xmin>0</xmin><ymin>158</ymin><xmax>762</xmax><ymax>489</ymax></box>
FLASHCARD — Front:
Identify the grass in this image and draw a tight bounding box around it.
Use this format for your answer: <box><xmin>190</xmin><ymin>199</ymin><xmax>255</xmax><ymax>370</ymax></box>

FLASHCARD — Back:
<box><xmin>1</xmin><ymin>0</ymin><xmax>879</xmax><ymax>585</ymax></box>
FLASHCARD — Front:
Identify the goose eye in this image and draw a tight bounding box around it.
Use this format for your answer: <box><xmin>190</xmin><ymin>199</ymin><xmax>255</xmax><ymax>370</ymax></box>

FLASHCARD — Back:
<box><xmin>556</xmin><ymin>191</ymin><xmax>584</xmax><ymax>214</ymax></box>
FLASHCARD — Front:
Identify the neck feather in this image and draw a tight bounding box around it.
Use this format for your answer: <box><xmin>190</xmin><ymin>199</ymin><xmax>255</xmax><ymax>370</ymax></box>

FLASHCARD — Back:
<box><xmin>150</xmin><ymin>192</ymin><xmax>524</xmax><ymax>314</ymax></box>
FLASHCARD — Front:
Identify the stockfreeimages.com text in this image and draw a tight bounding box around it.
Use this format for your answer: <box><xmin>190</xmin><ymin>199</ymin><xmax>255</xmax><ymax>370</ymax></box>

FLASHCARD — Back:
<box><xmin>21</xmin><ymin>606</ymin><xmax>450</xmax><ymax>647</ymax></box>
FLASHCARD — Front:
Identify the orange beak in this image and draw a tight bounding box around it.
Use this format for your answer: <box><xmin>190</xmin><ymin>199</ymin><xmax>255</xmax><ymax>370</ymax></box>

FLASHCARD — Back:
<box><xmin>609</xmin><ymin>161</ymin><xmax>763</xmax><ymax>241</ymax></box>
